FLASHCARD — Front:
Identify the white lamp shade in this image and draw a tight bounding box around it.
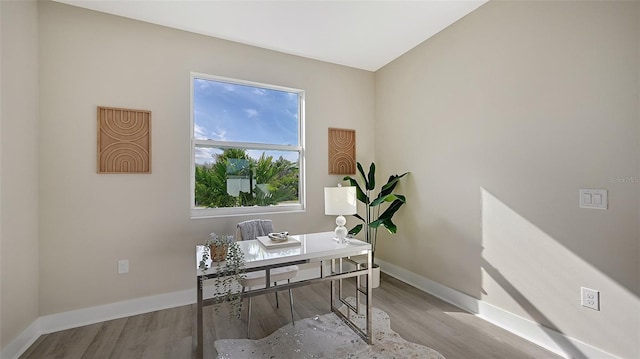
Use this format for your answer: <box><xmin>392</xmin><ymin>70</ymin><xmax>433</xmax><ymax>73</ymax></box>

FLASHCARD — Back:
<box><xmin>324</xmin><ymin>186</ymin><xmax>357</xmax><ymax>215</ymax></box>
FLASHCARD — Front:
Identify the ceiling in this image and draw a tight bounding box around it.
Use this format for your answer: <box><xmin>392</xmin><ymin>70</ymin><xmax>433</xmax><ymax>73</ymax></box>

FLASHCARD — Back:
<box><xmin>53</xmin><ymin>0</ymin><xmax>487</xmax><ymax>72</ymax></box>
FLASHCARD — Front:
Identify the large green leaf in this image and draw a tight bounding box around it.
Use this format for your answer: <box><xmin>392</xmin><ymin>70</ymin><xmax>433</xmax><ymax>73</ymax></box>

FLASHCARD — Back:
<box><xmin>380</xmin><ymin>172</ymin><xmax>409</xmax><ymax>197</ymax></box>
<box><xmin>356</xmin><ymin>162</ymin><xmax>368</xmax><ymax>189</ymax></box>
<box><xmin>370</xmin><ymin>193</ymin><xmax>406</xmax><ymax>207</ymax></box>
<box><xmin>369</xmin><ymin>217</ymin><xmax>398</xmax><ymax>234</ymax></box>
<box><xmin>377</xmin><ymin>199</ymin><xmax>406</xmax><ymax>224</ymax></box>
<box><xmin>370</xmin><ymin>199</ymin><xmax>405</xmax><ymax>232</ymax></box>
<box><xmin>366</xmin><ymin>162</ymin><xmax>376</xmax><ymax>191</ymax></box>
<box><xmin>348</xmin><ymin>224</ymin><xmax>363</xmax><ymax>236</ymax></box>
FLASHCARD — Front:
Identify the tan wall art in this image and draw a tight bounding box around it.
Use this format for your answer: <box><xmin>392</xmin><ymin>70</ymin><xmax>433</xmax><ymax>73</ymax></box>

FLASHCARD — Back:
<box><xmin>328</xmin><ymin>128</ymin><xmax>356</xmax><ymax>175</ymax></box>
<box><xmin>97</xmin><ymin>106</ymin><xmax>151</xmax><ymax>173</ymax></box>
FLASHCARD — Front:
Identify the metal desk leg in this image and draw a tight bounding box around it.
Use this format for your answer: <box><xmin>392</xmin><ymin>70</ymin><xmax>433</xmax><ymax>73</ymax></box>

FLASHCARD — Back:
<box><xmin>366</xmin><ymin>251</ymin><xmax>372</xmax><ymax>344</ymax></box>
<box><xmin>196</xmin><ymin>276</ymin><xmax>203</xmax><ymax>359</ymax></box>
<box><xmin>328</xmin><ymin>253</ymin><xmax>373</xmax><ymax>345</ymax></box>
<box><xmin>329</xmin><ymin>258</ymin><xmax>336</xmax><ymax>311</ymax></box>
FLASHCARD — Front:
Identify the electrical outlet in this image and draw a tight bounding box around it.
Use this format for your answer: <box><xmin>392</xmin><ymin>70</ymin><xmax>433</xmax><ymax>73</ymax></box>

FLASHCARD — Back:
<box><xmin>581</xmin><ymin>287</ymin><xmax>599</xmax><ymax>311</ymax></box>
<box><xmin>118</xmin><ymin>259</ymin><xmax>129</xmax><ymax>274</ymax></box>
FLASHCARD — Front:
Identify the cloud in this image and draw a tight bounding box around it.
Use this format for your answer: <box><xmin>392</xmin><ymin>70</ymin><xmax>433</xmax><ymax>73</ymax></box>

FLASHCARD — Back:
<box><xmin>211</xmin><ymin>128</ymin><xmax>227</xmax><ymax>141</ymax></box>
<box><xmin>194</xmin><ymin>123</ymin><xmax>227</xmax><ymax>141</ymax></box>
<box><xmin>194</xmin><ymin>123</ymin><xmax>207</xmax><ymax>139</ymax></box>
<box><xmin>196</xmin><ymin>79</ymin><xmax>211</xmax><ymax>89</ymax></box>
<box><xmin>253</xmin><ymin>88</ymin><xmax>267</xmax><ymax>95</ymax></box>
<box><xmin>244</xmin><ymin>108</ymin><xmax>259</xmax><ymax>118</ymax></box>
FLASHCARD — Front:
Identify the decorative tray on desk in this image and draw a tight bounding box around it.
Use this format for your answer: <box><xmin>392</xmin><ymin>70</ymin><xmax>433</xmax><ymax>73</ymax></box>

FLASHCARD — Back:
<box><xmin>268</xmin><ymin>232</ymin><xmax>289</xmax><ymax>242</ymax></box>
<box><xmin>257</xmin><ymin>234</ymin><xmax>301</xmax><ymax>249</ymax></box>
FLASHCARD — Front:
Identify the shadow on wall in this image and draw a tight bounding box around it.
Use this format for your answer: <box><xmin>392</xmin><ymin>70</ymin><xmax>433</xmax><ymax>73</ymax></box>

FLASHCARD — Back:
<box><xmin>480</xmin><ymin>258</ymin><xmax>584</xmax><ymax>357</ymax></box>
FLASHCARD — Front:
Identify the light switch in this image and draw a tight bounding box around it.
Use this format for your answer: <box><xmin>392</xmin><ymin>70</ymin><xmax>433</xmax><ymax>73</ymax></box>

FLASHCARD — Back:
<box><xmin>579</xmin><ymin>189</ymin><xmax>607</xmax><ymax>209</ymax></box>
<box><xmin>593</xmin><ymin>194</ymin><xmax>602</xmax><ymax>205</ymax></box>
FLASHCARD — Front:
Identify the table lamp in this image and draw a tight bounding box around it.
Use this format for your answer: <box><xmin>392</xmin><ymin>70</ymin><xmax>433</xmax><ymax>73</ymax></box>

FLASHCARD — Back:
<box><xmin>324</xmin><ymin>185</ymin><xmax>357</xmax><ymax>243</ymax></box>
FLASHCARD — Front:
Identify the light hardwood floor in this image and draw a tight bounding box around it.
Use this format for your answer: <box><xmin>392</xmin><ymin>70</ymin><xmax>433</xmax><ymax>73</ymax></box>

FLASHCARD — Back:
<box><xmin>21</xmin><ymin>274</ymin><xmax>561</xmax><ymax>358</ymax></box>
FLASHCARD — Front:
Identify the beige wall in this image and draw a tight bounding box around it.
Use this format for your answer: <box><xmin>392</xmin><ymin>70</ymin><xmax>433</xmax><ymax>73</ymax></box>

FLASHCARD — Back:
<box><xmin>0</xmin><ymin>0</ymin><xmax>40</xmax><ymax>350</ymax></box>
<box><xmin>37</xmin><ymin>2</ymin><xmax>374</xmax><ymax>315</ymax></box>
<box><xmin>375</xmin><ymin>1</ymin><xmax>639</xmax><ymax>358</ymax></box>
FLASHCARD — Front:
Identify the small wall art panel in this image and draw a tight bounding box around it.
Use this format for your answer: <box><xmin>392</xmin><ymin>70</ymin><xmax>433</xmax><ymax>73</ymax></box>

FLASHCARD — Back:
<box><xmin>328</xmin><ymin>127</ymin><xmax>356</xmax><ymax>175</ymax></box>
<box><xmin>97</xmin><ymin>106</ymin><xmax>151</xmax><ymax>173</ymax></box>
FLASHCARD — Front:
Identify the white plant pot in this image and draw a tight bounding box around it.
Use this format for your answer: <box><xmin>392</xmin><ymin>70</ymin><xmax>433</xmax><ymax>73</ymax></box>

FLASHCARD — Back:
<box><xmin>370</xmin><ymin>264</ymin><xmax>380</xmax><ymax>288</ymax></box>
<box><xmin>343</xmin><ymin>255</ymin><xmax>381</xmax><ymax>288</ymax></box>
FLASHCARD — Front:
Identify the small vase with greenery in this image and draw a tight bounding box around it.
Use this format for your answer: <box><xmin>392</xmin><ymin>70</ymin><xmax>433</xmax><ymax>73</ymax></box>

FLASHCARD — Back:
<box><xmin>198</xmin><ymin>233</ymin><xmax>246</xmax><ymax>319</ymax></box>
<box><xmin>343</xmin><ymin>162</ymin><xmax>408</xmax><ymax>265</ymax></box>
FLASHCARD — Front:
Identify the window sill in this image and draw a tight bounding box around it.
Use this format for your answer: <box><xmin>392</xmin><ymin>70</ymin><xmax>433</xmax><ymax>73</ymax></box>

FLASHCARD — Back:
<box><xmin>191</xmin><ymin>205</ymin><xmax>305</xmax><ymax>219</ymax></box>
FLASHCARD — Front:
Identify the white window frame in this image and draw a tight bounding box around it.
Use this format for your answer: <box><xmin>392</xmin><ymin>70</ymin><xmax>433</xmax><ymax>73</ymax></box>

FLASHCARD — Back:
<box><xmin>190</xmin><ymin>72</ymin><xmax>306</xmax><ymax>219</ymax></box>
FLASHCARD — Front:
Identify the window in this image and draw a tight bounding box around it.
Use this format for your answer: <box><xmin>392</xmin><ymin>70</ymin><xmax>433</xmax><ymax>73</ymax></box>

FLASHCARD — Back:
<box><xmin>190</xmin><ymin>73</ymin><xmax>305</xmax><ymax>218</ymax></box>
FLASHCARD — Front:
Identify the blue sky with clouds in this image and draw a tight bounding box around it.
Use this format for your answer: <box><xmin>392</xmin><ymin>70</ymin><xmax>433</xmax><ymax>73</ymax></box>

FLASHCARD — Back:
<box><xmin>194</xmin><ymin>78</ymin><xmax>299</xmax><ymax>144</ymax></box>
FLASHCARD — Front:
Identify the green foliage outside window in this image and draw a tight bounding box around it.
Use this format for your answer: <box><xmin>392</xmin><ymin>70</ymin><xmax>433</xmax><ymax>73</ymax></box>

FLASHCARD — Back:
<box><xmin>195</xmin><ymin>148</ymin><xmax>299</xmax><ymax>208</ymax></box>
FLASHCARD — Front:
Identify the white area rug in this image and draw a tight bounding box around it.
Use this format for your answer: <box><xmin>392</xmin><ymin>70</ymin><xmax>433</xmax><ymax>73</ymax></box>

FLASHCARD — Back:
<box><xmin>214</xmin><ymin>300</ymin><xmax>445</xmax><ymax>359</ymax></box>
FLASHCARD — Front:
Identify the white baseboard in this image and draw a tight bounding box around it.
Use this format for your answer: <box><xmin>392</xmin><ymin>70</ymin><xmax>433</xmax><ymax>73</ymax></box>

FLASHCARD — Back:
<box><xmin>0</xmin><ymin>319</ymin><xmax>40</xmax><ymax>359</ymax></box>
<box><xmin>0</xmin><ymin>266</ymin><xmax>323</xmax><ymax>359</ymax></box>
<box><xmin>376</xmin><ymin>258</ymin><xmax>619</xmax><ymax>359</ymax></box>
<box><xmin>3</xmin><ymin>262</ymin><xmax>617</xmax><ymax>359</ymax></box>
<box><xmin>38</xmin><ymin>289</ymin><xmax>195</xmax><ymax>335</ymax></box>
<box><xmin>0</xmin><ymin>289</ymin><xmax>196</xmax><ymax>359</ymax></box>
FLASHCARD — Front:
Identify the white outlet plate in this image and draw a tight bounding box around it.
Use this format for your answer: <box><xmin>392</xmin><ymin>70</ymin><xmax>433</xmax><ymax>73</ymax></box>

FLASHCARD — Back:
<box><xmin>581</xmin><ymin>287</ymin><xmax>599</xmax><ymax>310</ymax></box>
<box><xmin>118</xmin><ymin>259</ymin><xmax>129</xmax><ymax>274</ymax></box>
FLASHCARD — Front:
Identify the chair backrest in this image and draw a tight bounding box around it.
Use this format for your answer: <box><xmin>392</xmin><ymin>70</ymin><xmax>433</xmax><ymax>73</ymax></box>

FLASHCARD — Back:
<box><xmin>236</xmin><ymin>219</ymin><xmax>274</xmax><ymax>241</ymax></box>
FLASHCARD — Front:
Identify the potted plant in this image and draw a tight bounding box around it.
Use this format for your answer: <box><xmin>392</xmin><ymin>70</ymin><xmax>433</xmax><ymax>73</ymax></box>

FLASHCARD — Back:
<box><xmin>198</xmin><ymin>233</ymin><xmax>246</xmax><ymax>319</ymax></box>
<box><xmin>343</xmin><ymin>162</ymin><xmax>408</xmax><ymax>287</ymax></box>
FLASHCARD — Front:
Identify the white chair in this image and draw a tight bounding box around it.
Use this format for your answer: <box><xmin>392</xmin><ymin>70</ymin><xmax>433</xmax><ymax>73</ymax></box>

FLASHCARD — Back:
<box><xmin>236</xmin><ymin>219</ymin><xmax>297</xmax><ymax>337</ymax></box>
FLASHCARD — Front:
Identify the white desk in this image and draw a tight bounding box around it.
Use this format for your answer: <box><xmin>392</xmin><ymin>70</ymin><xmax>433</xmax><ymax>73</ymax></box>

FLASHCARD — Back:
<box><xmin>195</xmin><ymin>232</ymin><xmax>373</xmax><ymax>359</ymax></box>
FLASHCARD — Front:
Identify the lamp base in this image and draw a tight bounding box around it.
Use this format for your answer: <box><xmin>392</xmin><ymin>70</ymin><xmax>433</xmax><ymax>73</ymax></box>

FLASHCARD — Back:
<box><xmin>333</xmin><ymin>215</ymin><xmax>349</xmax><ymax>244</ymax></box>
